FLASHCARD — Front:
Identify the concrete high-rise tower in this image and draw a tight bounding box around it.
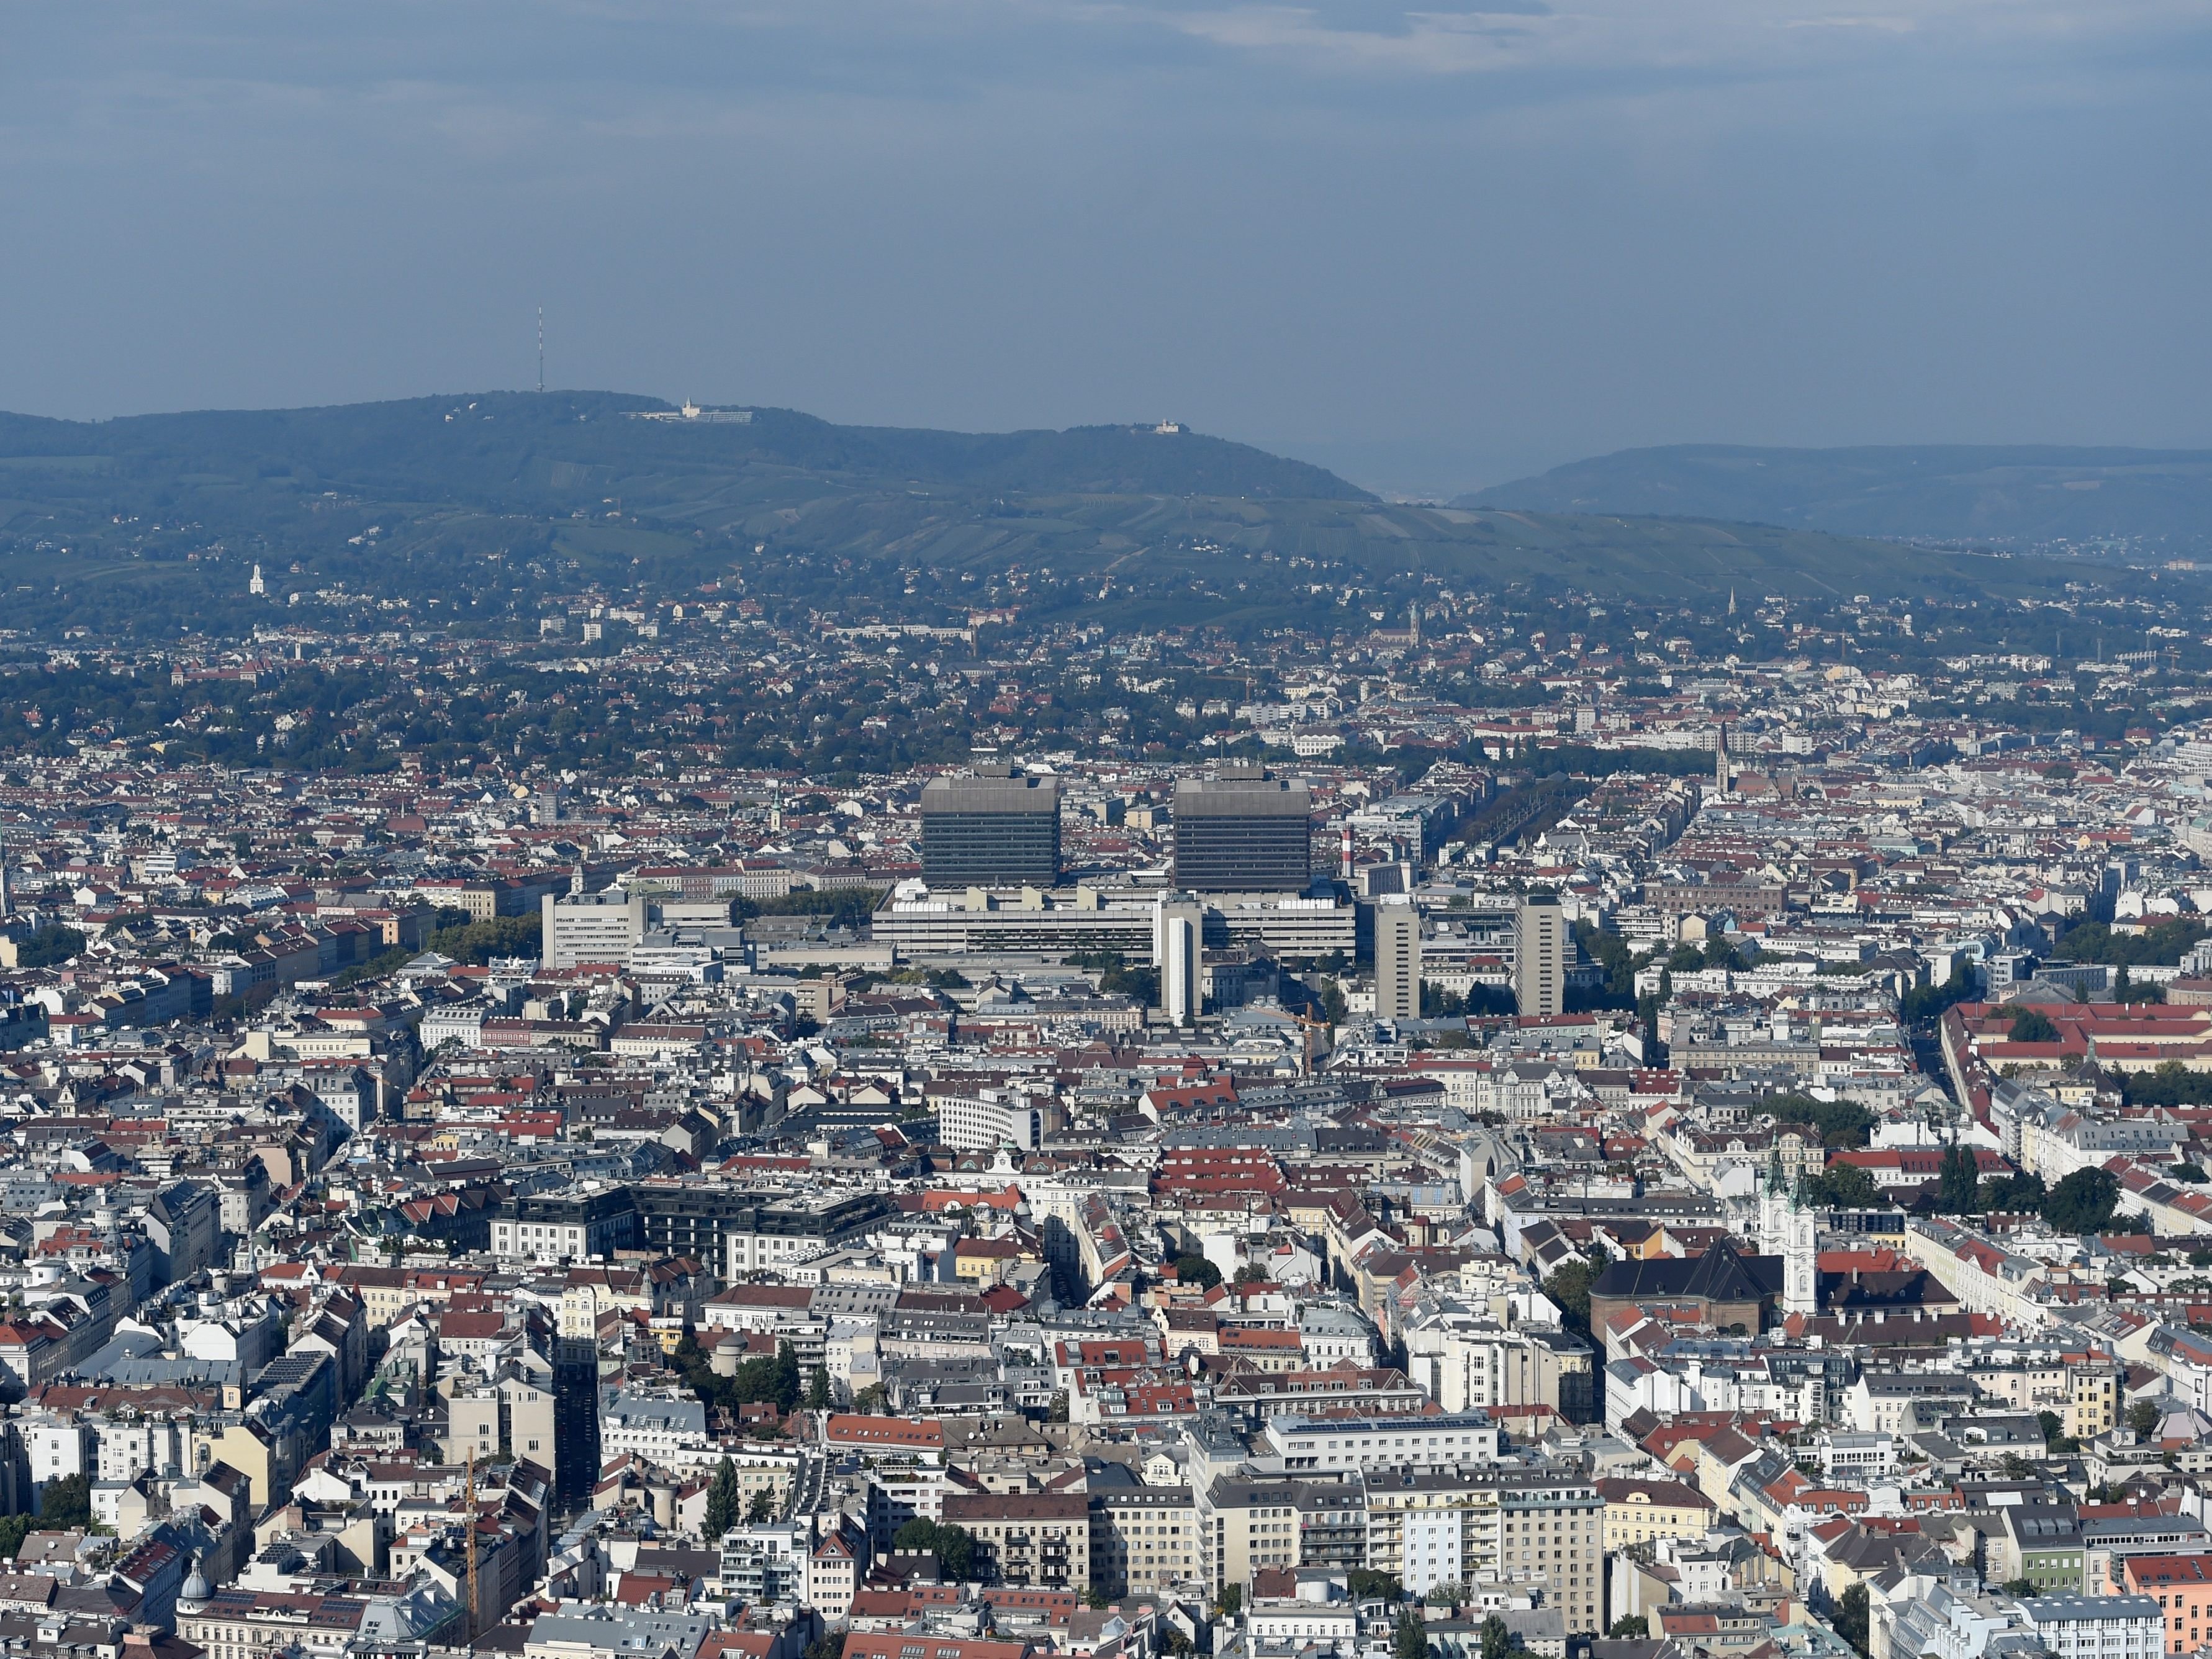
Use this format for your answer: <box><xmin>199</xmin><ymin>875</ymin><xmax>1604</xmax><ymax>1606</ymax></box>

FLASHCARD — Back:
<box><xmin>1514</xmin><ymin>893</ymin><xmax>1567</xmax><ymax>1019</ymax></box>
<box><xmin>1153</xmin><ymin>894</ymin><xmax>1202</xmax><ymax>1026</ymax></box>
<box><xmin>1374</xmin><ymin>897</ymin><xmax>1420</xmax><ymax>1024</ymax></box>
<box><xmin>920</xmin><ymin>766</ymin><xmax>1061</xmax><ymax>888</ymax></box>
<box><xmin>1173</xmin><ymin>766</ymin><xmax>1312</xmax><ymax>892</ymax></box>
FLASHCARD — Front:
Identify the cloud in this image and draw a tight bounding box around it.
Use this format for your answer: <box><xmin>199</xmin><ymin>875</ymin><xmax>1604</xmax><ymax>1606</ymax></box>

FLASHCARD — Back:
<box><xmin>1139</xmin><ymin>0</ymin><xmax>2207</xmax><ymax>81</ymax></box>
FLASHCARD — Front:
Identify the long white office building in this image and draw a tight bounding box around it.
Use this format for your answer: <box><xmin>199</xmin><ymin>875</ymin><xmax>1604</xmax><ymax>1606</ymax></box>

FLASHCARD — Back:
<box><xmin>1265</xmin><ymin>1411</ymin><xmax>1501</xmax><ymax>1473</ymax></box>
<box><xmin>874</xmin><ymin>883</ymin><xmax>1354</xmax><ymax>961</ymax></box>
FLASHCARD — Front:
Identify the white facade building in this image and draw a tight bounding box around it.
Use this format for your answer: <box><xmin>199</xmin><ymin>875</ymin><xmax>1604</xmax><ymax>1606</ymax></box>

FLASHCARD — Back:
<box><xmin>2023</xmin><ymin>1595</ymin><xmax>2163</xmax><ymax>1659</ymax></box>
<box><xmin>934</xmin><ymin>1094</ymin><xmax>1044</xmax><ymax>1154</ymax></box>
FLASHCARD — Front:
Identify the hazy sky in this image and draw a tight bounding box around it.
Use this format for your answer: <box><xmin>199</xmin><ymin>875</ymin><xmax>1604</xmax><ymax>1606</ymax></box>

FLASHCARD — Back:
<box><xmin>6</xmin><ymin>1</ymin><xmax>2211</xmax><ymax>495</ymax></box>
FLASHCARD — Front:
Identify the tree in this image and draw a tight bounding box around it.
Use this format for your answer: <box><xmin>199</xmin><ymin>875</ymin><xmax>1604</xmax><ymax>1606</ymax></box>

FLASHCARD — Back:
<box><xmin>2128</xmin><ymin>1060</ymin><xmax>2212</xmax><ymax>1108</ymax></box>
<box><xmin>705</xmin><ymin>1456</ymin><xmax>742</xmax><ymax>1540</ymax></box>
<box><xmin>1800</xmin><ymin>1159</ymin><xmax>1881</xmax><ymax>1209</ymax></box>
<box><xmin>0</xmin><ymin>1514</ymin><xmax>30</xmax><ymax>1561</ymax></box>
<box><xmin>1318</xmin><ymin>977</ymin><xmax>1348</xmax><ymax>1026</ymax></box>
<box><xmin>1173</xmin><ymin>1254</ymin><xmax>1222</xmax><ymax>1290</ymax></box>
<box><xmin>2128</xmin><ymin>1399</ymin><xmax>2162</xmax><ymax>1440</ymax></box>
<box><xmin>2036</xmin><ymin>1409</ymin><xmax>2063</xmax><ymax>1446</ymax></box>
<box><xmin>1348</xmin><ymin>1569</ymin><xmax>1403</xmax><ymax>1602</ymax></box>
<box><xmin>893</xmin><ymin>1518</ymin><xmax>976</xmax><ymax>1581</ymax></box>
<box><xmin>1936</xmin><ymin>1143</ymin><xmax>1982</xmax><ymax>1214</ymax></box>
<box><xmin>1232</xmin><ymin>1263</ymin><xmax>1270</xmax><ymax>1286</ymax></box>
<box><xmin>1608</xmin><ymin>1617</ymin><xmax>1651</xmax><ymax>1639</ymax></box>
<box><xmin>38</xmin><ymin>1473</ymin><xmax>91</xmax><ymax>1528</ymax></box>
<box><xmin>746</xmin><ymin>1485</ymin><xmax>775</xmax><ymax>1523</ymax></box>
<box><xmin>1834</xmin><ymin>1583</ymin><xmax>1871</xmax><ymax>1656</ymax></box>
<box><xmin>806</xmin><ymin>1365</ymin><xmax>831</xmax><ymax>1411</ymax></box>
<box><xmin>1086</xmin><ymin>1588</ymin><xmax>1111</xmax><ymax>1610</ymax></box>
<box><xmin>1395</xmin><ymin>1607</ymin><xmax>1431</xmax><ymax>1659</ymax></box>
<box><xmin>1481</xmin><ymin>1614</ymin><xmax>1512</xmax><ymax>1659</ymax></box>
<box><xmin>13</xmin><ymin>925</ymin><xmax>84</xmax><ymax>969</ymax></box>
<box><xmin>1901</xmin><ymin>963</ymin><xmax>1975</xmax><ymax>1024</ymax></box>
<box><xmin>2009</xmin><ymin>1007</ymin><xmax>2061</xmax><ymax>1044</ymax></box>
<box><xmin>2043</xmin><ymin>1167</ymin><xmax>2121</xmax><ymax>1234</ymax></box>
<box><xmin>1980</xmin><ymin>1170</ymin><xmax>2047</xmax><ymax>1212</ymax></box>
<box><xmin>2002</xmin><ymin>1579</ymin><xmax>2039</xmax><ymax>1598</ymax></box>
<box><xmin>1218</xmin><ymin>1584</ymin><xmax>1243</xmax><ymax>1619</ymax></box>
<box><xmin>854</xmin><ymin>1383</ymin><xmax>887</xmax><ymax>1414</ymax></box>
<box><xmin>1759</xmin><ymin>1095</ymin><xmax>1875</xmax><ymax>1149</ymax></box>
<box><xmin>1542</xmin><ymin>1250</ymin><xmax>1605</xmax><ymax>1337</ymax></box>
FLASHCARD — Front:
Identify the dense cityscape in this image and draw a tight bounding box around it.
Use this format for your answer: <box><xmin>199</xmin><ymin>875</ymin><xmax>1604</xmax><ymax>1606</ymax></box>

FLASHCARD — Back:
<box><xmin>1</xmin><ymin>559</ymin><xmax>2211</xmax><ymax>1659</ymax></box>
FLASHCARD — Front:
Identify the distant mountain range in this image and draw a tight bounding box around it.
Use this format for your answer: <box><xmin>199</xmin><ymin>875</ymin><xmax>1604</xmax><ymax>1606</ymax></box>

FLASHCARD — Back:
<box><xmin>1457</xmin><ymin>444</ymin><xmax>2212</xmax><ymax>553</ymax></box>
<box><xmin>0</xmin><ymin>396</ymin><xmax>2187</xmax><ymax>641</ymax></box>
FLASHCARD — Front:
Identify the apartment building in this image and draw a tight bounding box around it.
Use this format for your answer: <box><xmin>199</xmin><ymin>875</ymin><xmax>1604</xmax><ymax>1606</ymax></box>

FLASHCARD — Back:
<box><xmin>940</xmin><ymin>1493</ymin><xmax>1090</xmax><ymax>1594</ymax></box>
<box><xmin>1090</xmin><ymin>1485</ymin><xmax>1198</xmax><ymax>1598</ymax></box>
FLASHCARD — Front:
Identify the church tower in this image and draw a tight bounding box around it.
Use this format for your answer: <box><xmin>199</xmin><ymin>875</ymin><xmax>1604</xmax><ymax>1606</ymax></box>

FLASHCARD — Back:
<box><xmin>1784</xmin><ymin>1188</ymin><xmax>1818</xmax><ymax>1318</ymax></box>
<box><xmin>1713</xmin><ymin>722</ymin><xmax>1730</xmax><ymax>797</ymax></box>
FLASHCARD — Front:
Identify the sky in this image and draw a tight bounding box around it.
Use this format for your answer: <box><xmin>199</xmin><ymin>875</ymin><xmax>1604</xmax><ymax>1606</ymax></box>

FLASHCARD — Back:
<box><xmin>5</xmin><ymin>1</ymin><xmax>2211</xmax><ymax>497</ymax></box>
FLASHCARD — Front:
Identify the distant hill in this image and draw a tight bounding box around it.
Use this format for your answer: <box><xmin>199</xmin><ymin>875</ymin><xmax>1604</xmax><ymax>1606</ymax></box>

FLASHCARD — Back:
<box><xmin>1457</xmin><ymin>443</ymin><xmax>2212</xmax><ymax>553</ymax></box>
<box><xmin>0</xmin><ymin>392</ymin><xmax>1372</xmax><ymax>507</ymax></box>
<box><xmin>0</xmin><ymin>396</ymin><xmax>2187</xmax><ymax>641</ymax></box>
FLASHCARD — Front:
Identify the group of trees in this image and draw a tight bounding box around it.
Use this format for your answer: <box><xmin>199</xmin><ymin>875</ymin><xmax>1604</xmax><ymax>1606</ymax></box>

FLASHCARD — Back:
<box><xmin>1067</xmin><ymin>950</ymin><xmax>1161</xmax><ymax>1006</ymax></box>
<box><xmin>1795</xmin><ymin>1160</ymin><xmax>1882</xmax><ymax>1208</ymax></box>
<box><xmin>12</xmin><ymin>924</ymin><xmax>84</xmax><ymax>969</ymax></box>
<box><xmin>893</xmin><ymin>1519</ymin><xmax>977</xmax><ymax>1580</ymax></box>
<box><xmin>673</xmin><ymin>1332</ymin><xmax>831</xmax><ymax>1421</ymax></box>
<box><xmin>2126</xmin><ymin>1059</ymin><xmax>2212</xmax><ymax>1108</ymax></box>
<box><xmin>0</xmin><ymin>1473</ymin><xmax>97</xmax><ymax>1556</ymax></box>
<box><xmin>2055</xmin><ymin>916</ymin><xmax>2210</xmax><ymax>969</ymax></box>
<box><xmin>2042</xmin><ymin>1167</ymin><xmax>2127</xmax><ymax>1233</ymax></box>
<box><xmin>1898</xmin><ymin>963</ymin><xmax>1976</xmax><ymax>1024</ymax></box>
<box><xmin>1759</xmin><ymin>1095</ymin><xmax>1876</xmax><ymax>1149</ymax></box>
<box><xmin>703</xmin><ymin>1456</ymin><xmax>777</xmax><ymax>1537</ymax></box>
<box><xmin>1793</xmin><ymin>1142</ymin><xmax>2126</xmax><ymax>1232</ymax></box>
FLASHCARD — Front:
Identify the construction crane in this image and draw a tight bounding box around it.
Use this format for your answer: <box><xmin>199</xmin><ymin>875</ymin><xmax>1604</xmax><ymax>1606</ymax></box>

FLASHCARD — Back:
<box><xmin>464</xmin><ymin>1453</ymin><xmax>479</xmax><ymax>1644</ymax></box>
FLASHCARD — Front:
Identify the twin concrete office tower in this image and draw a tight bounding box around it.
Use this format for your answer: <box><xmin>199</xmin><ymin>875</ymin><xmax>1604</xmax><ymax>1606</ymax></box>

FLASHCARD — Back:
<box><xmin>918</xmin><ymin>762</ymin><xmax>1312</xmax><ymax>893</ymax></box>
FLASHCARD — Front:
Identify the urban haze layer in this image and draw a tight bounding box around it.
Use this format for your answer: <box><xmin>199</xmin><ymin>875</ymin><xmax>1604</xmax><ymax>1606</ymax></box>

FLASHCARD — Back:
<box><xmin>1</xmin><ymin>396</ymin><xmax>2211</xmax><ymax>1659</ymax></box>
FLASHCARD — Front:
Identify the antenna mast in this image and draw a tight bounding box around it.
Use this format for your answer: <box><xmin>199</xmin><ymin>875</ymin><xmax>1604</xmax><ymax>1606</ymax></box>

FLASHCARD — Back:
<box><xmin>536</xmin><ymin>306</ymin><xmax>544</xmax><ymax>394</ymax></box>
